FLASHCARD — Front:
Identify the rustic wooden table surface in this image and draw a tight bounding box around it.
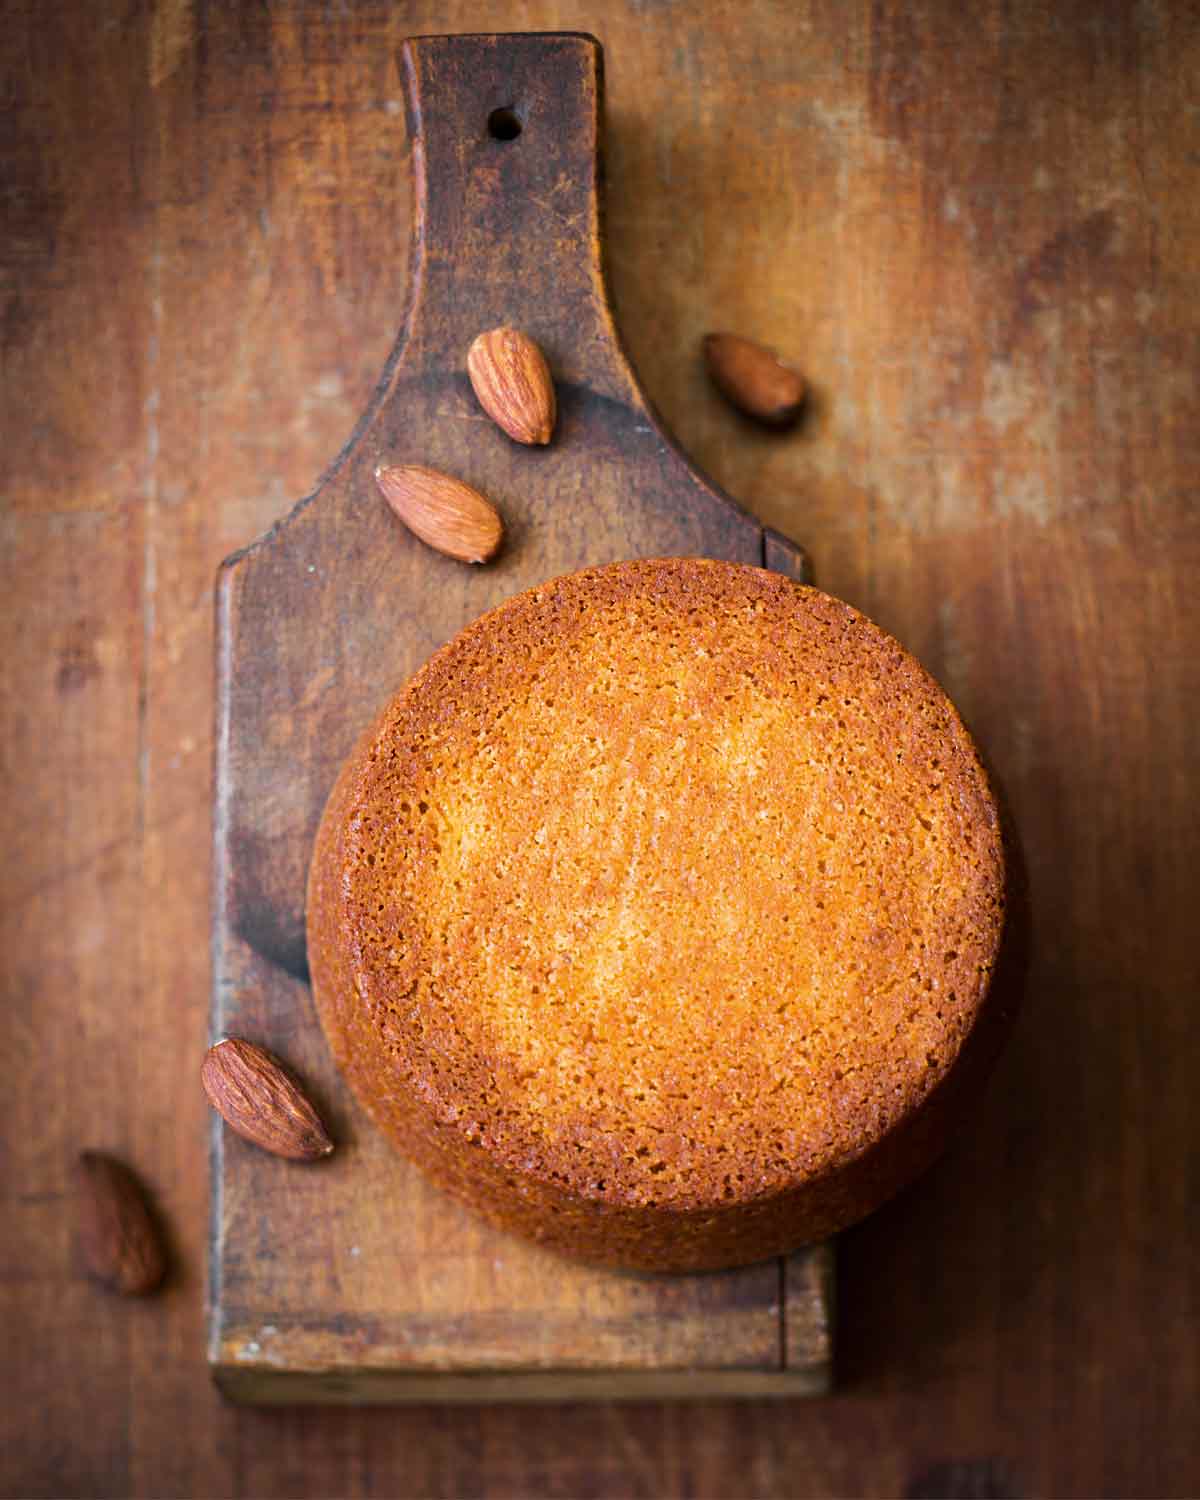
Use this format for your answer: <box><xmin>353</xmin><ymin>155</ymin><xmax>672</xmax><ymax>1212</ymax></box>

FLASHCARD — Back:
<box><xmin>3</xmin><ymin>2</ymin><xmax>1197</xmax><ymax>1497</ymax></box>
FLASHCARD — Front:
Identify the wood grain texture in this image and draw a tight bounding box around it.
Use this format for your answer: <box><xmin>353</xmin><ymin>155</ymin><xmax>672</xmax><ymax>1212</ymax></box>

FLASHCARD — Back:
<box><xmin>2</xmin><ymin>0</ymin><xmax>1198</xmax><ymax>1495</ymax></box>
<box><xmin>212</xmin><ymin>30</ymin><xmax>827</xmax><ymax>1401</ymax></box>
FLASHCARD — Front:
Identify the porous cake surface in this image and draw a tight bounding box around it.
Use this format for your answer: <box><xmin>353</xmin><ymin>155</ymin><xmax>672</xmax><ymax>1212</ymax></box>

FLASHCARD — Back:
<box><xmin>307</xmin><ymin>558</ymin><xmax>1010</xmax><ymax>1269</ymax></box>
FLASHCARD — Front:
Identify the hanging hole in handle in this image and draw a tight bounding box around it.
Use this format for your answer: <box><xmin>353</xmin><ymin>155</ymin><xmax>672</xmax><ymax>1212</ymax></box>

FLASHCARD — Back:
<box><xmin>487</xmin><ymin>107</ymin><xmax>522</xmax><ymax>141</ymax></box>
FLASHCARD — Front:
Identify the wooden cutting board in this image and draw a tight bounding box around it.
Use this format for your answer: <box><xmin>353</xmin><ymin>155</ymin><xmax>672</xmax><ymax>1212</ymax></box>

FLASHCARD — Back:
<box><xmin>210</xmin><ymin>30</ymin><xmax>832</xmax><ymax>1403</ymax></box>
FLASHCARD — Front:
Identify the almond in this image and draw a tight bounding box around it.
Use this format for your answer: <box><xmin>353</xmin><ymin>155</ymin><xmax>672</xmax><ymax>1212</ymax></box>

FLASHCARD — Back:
<box><xmin>202</xmin><ymin>1037</ymin><xmax>333</xmax><ymax>1162</ymax></box>
<box><xmin>467</xmin><ymin>326</ymin><xmax>556</xmax><ymax>445</ymax></box>
<box><xmin>76</xmin><ymin>1151</ymin><xmax>166</xmax><ymax>1296</ymax></box>
<box><xmin>703</xmin><ymin>332</ymin><xmax>806</xmax><ymax>429</ymax></box>
<box><xmin>375</xmin><ymin>464</ymin><xmax>504</xmax><ymax>564</ymax></box>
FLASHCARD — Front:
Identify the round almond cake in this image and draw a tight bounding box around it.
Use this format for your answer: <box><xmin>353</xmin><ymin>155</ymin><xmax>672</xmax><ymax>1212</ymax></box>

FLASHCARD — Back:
<box><xmin>306</xmin><ymin>558</ymin><xmax>1016</xmax><ymax>1271</ymax></box>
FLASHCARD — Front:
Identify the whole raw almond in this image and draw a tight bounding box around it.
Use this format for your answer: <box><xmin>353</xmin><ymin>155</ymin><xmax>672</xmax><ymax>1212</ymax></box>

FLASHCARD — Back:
<box><xmin>202</xmin><ymin>1037</ymin><xmax>333</xmax><ymax>1161</ymax></box>
<box><xmin>467</xmin><ymin>326</ymin><xmax>556</xmax><ymax>445</ymax></box>
<box><xmin>703</xmin><ymin>332</ymin><xmax>806</xmax><ymax>428</ymax></box>
<box><xmin>375</xmin><ymin>464</ymin><xmax>504</xmax><ymax>564</ymax></box>
<box><xmin>76</xmin><ymin>1151</ymin><xmax>166</xmax><ymax>1296</ymax></box>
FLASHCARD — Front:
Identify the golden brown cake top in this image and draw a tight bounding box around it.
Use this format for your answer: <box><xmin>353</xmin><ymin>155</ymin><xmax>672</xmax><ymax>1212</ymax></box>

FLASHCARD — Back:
<box><xmin>332</xmin><ymin>558</ymin><xmax>1005</xmax><ymax>1211</ymax></box>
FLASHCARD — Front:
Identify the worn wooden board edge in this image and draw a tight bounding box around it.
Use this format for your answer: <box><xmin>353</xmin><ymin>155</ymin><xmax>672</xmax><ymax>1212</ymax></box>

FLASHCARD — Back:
<box><xmin>204</xmin><ymin>1177</ymin><xmax>834</xmax><ymax>1383</ymax></box>
<box><xmin>209</xmin><ymin>1207</ymin><xmax>834</xmax><ymax>1403</ymax></box>
<box><xmin>213</xmin><ymin>1365</ymin><xmax>831</xmax><ymax>1405</ymax></box>
<box><xmin>210</xmin><ymin>1272</ymin><xmax>835</xmax><ymax>1404</ymax></box>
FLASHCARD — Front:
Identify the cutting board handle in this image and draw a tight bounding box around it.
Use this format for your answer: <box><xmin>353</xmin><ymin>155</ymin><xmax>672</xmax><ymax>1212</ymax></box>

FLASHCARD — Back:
<box><xmin>398</xmin><ymin>33</ymin><xmax>641</xmax><ymax>408</ymax></box>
